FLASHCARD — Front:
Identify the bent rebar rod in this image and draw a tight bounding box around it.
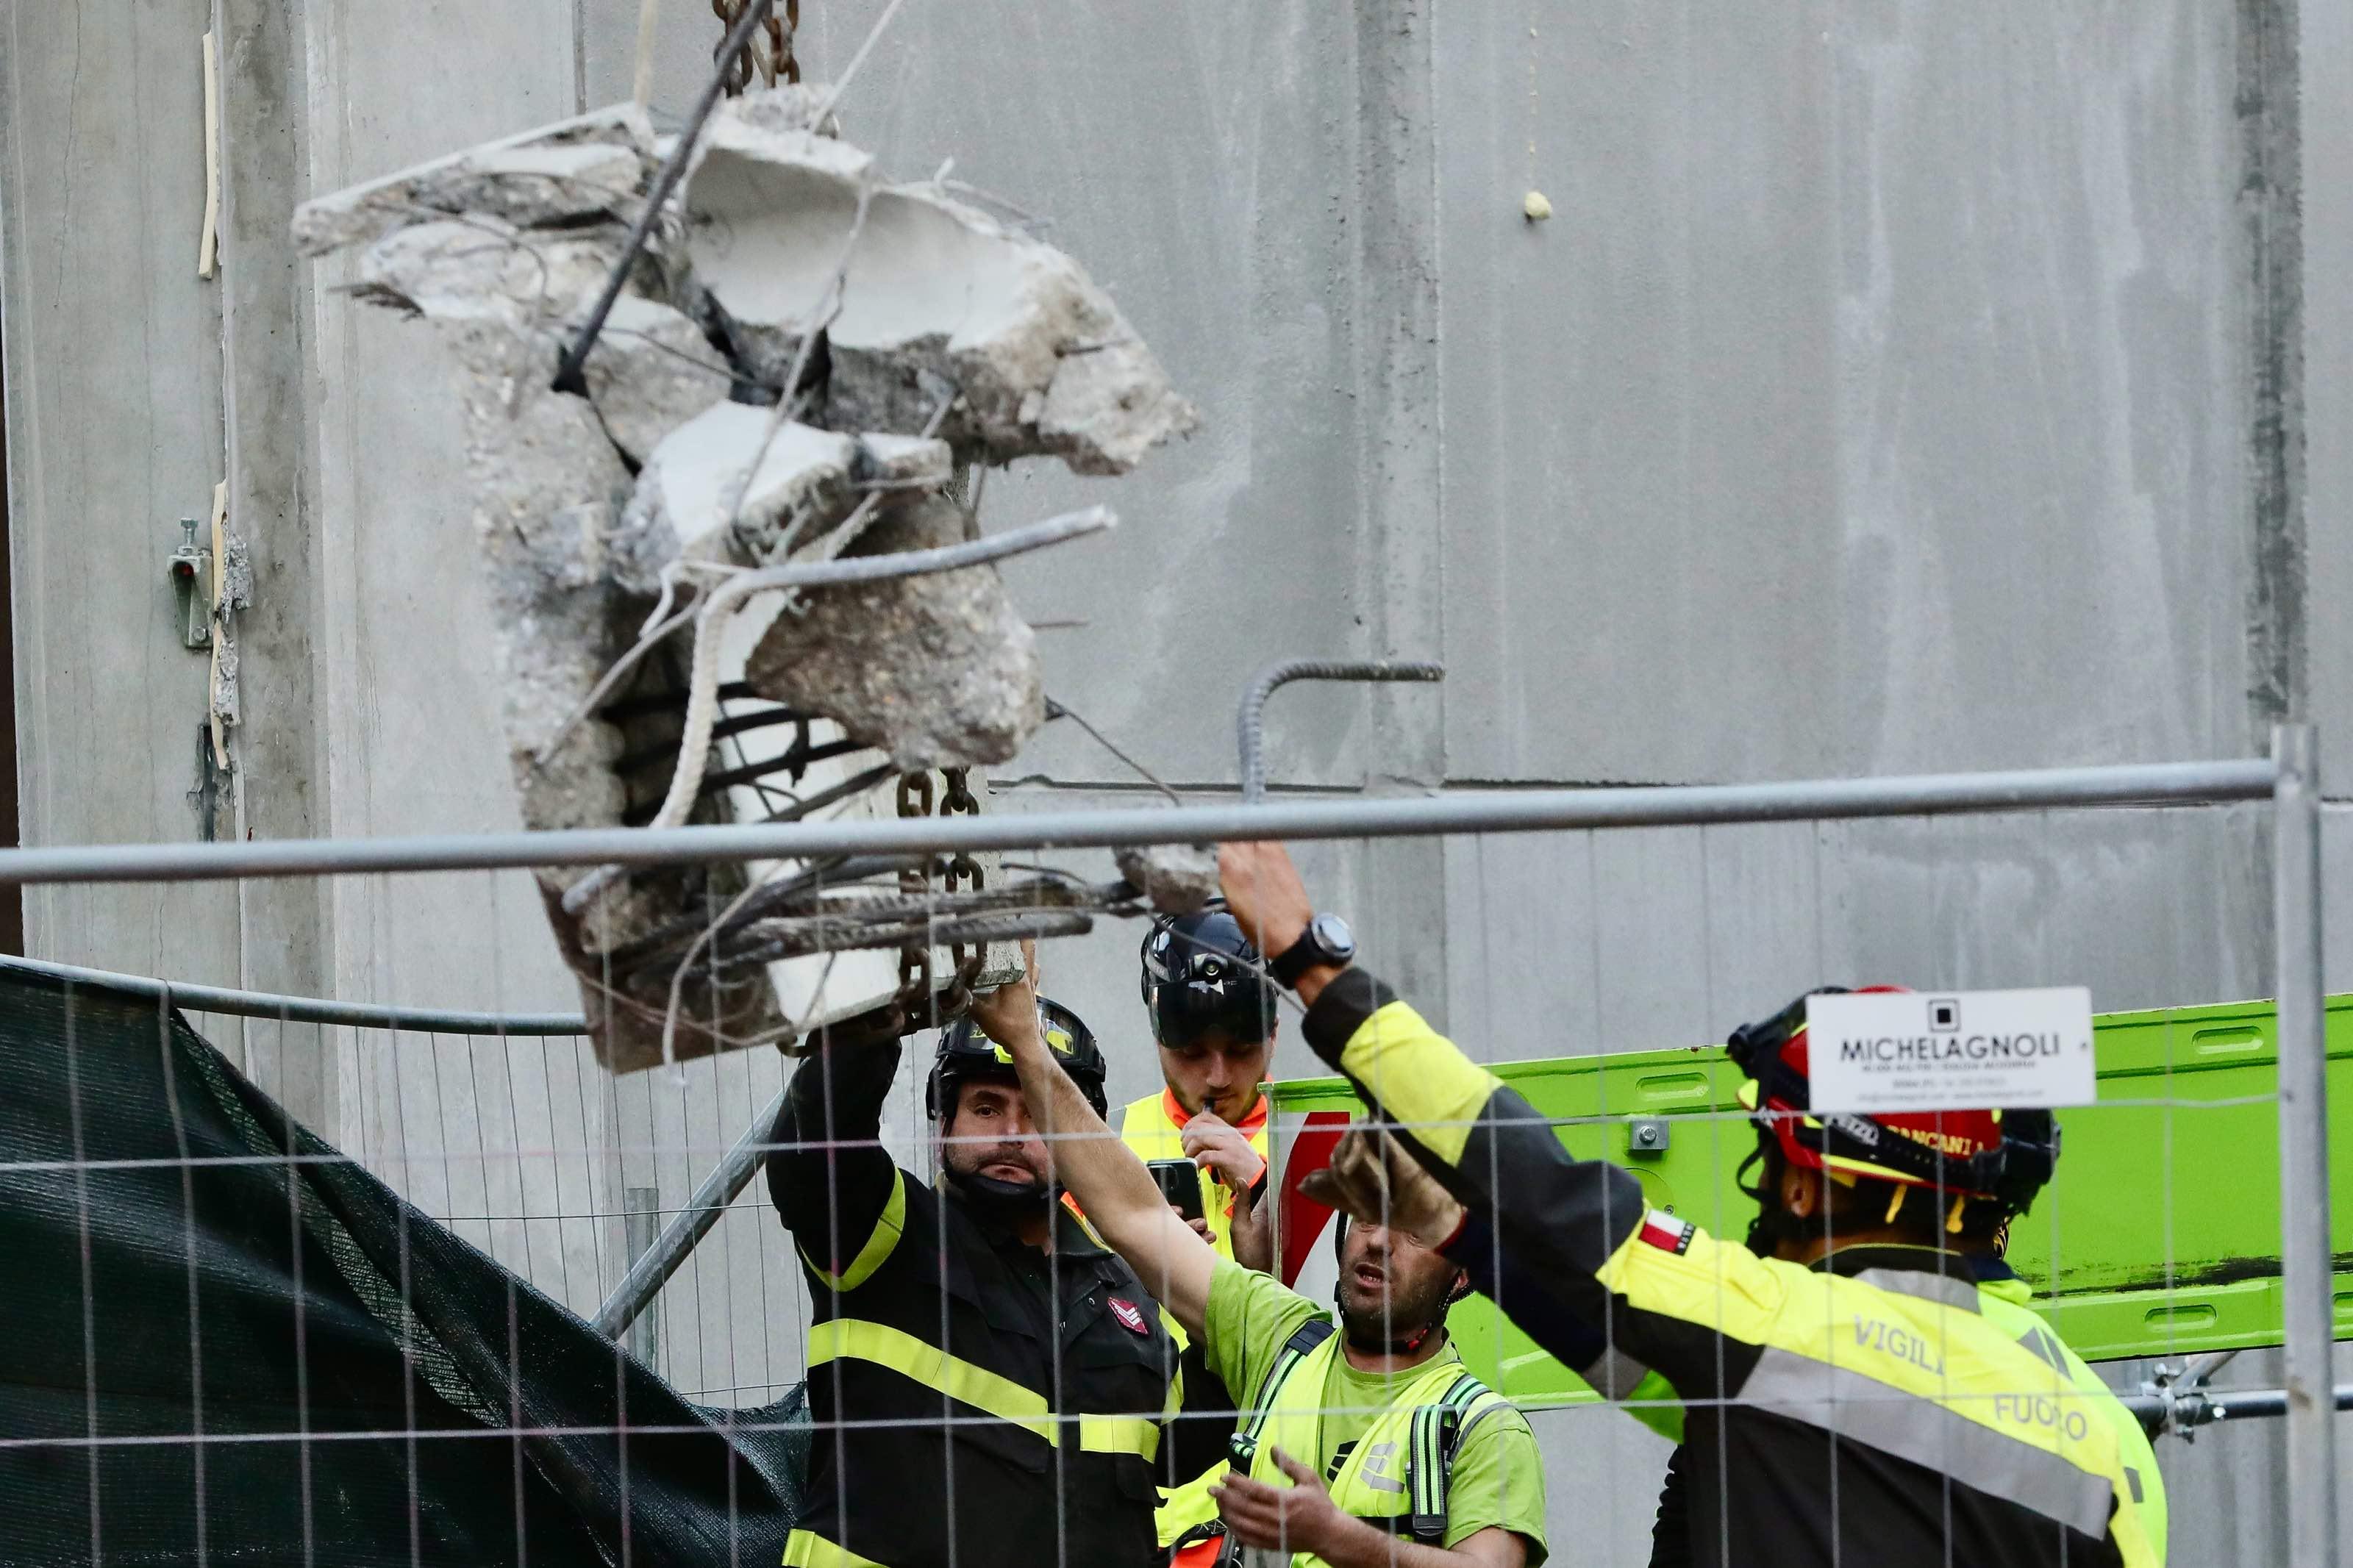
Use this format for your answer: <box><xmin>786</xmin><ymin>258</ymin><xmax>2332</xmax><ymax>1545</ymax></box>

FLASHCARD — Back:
<box><xmin>562</xmin><ymin>504</ymin><xmax>1117</xmax><ymax>916</ymax></box>
<box><xmin>1236</xmin><ymin>660</ymin><xmax>1444</xmax><ymax>803</ymax></box>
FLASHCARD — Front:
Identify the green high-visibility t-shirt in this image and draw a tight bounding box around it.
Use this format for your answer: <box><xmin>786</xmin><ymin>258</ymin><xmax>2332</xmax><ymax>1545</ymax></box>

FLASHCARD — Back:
<box><xmin>1203</xmin><ymin>1259</ymin><xmax>1550</xmax><ymax>1564</ymax></box>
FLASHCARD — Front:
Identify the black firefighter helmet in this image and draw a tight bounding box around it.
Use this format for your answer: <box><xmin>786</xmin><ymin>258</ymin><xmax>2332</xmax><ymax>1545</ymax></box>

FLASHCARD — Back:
<box><xmin>927</xmin><ymin>995</ymin><xmax>1110</xmax><ymax>1123</ymax></box>
<box><xmin>1138</xmin><ymin>906</ymin><xmax>1279</xmax><ymax>1049</ymax></box>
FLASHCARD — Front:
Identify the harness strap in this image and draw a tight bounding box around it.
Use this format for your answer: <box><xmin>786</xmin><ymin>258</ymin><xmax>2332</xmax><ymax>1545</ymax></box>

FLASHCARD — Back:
<box><xmin>1403</xmin><ymin>1372</ymin><xmax>1490</xmax><ymax>1544</ymax></box>
<box><xmin>1228</xmin><ymin>1318</ymin><xmax>1335</xmax><ymax>1467</ymax></box>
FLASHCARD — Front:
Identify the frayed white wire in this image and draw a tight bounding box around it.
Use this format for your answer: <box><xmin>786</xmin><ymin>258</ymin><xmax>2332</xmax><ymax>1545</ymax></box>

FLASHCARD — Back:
<box><xmin>560</xmin><ymin>506</ymin><xmax>1115</xmax><ymax>921</ymax></box>
<box><xmin>536</xmin><ymin>559</ymin><xmax>745</xmax><ymax>776</ymax></box>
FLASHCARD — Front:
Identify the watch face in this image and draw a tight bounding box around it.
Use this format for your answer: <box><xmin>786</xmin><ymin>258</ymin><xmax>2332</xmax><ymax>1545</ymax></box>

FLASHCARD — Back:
<box><xmin>1310</xmin><ymin>912</ymin><xmax>1357</xmax><ymax>963</ymax></box>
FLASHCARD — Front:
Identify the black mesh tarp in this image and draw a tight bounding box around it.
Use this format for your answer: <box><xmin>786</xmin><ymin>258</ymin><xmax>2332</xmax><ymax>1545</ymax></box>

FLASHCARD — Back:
<box><xmin>0</xmin><ymin>966</ymin><xmax>805</xmax><ymax>1567</ymax></box>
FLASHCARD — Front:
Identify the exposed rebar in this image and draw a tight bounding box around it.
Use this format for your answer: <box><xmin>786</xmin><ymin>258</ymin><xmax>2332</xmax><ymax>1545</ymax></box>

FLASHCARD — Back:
<box><xmin>560</xmin><ymin>506</ymin><xmax>1116</xmax><ymax>915</ymax></box>
<box><xmin>1235</xmin><ymin>659</ymin><xmax>1443</xmax><ymax>803</ymax></box>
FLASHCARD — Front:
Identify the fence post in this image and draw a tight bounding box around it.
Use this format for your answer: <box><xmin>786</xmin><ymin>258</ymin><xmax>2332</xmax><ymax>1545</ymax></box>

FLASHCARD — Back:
<box><xmin>593</xmin><ymin>1084</ymin><xmax>788</xmax><ymax>1340</ymax></box>
<box><xmin>2272</xmin><ymin>723</ymin><xmax>2338</xmax><ymax>1567</ymax></box>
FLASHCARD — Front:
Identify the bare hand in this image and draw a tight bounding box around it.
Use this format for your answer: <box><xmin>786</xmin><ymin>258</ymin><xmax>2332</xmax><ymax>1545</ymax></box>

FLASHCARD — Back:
<box><xmin>1213</xmin><ymin>1447</ymin><xmax>1346</xmax><ymax>1558</ymax></box>
<box><xmin>1182</xmin><ymin>1111</ymin><xmax>1268</xmax><ymax>1192</ymax></box>
<box><xmin>1217</xmin><ymin>842</ymin><xmax>1314</xmax><ymax>965</ymax></box>
<box><xmin>965</xmin><ymin>940</ymin><xmax>1043</xmax><ymax>1055</ymax></box>
<box><xmin>1173</xmin><ymin>1206</ymin><xmax>1211</xmax><ymax>1241</ymax></box>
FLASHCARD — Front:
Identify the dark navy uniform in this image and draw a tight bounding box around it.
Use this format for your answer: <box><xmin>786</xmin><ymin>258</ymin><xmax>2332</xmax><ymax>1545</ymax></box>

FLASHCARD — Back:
<box><xmin>768</xmin><ymin>1038</ymin><xmax>1176</xmax><ymax>1568</ymax></box>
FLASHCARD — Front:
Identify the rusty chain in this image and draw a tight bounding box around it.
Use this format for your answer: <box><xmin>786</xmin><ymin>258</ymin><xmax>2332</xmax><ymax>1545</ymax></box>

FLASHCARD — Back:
<box><xmin>713</xmin><ymin>0</ymin><xmax>799</xmax><ymax>94</ymax></box>
<box><xmin>939</xmin><ymin>768</ymin><xmax>986</xmax><ymax>977</ymax></box>
<box><xmin>892</xmin><ymin>770</ymin><xmax>937</xmax><ymax>1023</ymax></box>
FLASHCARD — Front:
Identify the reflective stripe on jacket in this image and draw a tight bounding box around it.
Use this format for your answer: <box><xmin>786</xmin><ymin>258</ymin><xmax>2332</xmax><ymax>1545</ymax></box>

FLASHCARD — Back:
<box><xmin>1299</xmin><ymin>968</ymin><xmax>2158</xmax><ymax>1568</ymax></box>
<box><xmin>1502</xmin><ymin>1237</ymin><xmax>2171</xmax><ymax>1567</ymax></box>
<box><xmin>1977</xmin><ymin>1274</ymin><xmax>2168</xmax><ymax>1564</ymax></box>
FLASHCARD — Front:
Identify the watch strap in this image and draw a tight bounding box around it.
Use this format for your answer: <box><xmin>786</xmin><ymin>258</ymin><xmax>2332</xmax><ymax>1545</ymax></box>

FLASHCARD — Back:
<box><xmin>1268</xmin><ymin>929</ymin><xmax>1323</xmax><ymax>989</ymax></box>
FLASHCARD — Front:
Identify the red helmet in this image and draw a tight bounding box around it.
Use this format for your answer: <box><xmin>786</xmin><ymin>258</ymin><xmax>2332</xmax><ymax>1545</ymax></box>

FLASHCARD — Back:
<box><xmin>1726</xmin><ymin>987</ymin><xmax>2008</xmax><ymax>1199</ymax></box>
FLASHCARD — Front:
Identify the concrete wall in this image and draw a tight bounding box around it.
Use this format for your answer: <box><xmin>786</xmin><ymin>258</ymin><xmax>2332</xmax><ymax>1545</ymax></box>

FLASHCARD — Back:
<box><xmin>2</xmin><ymin>0</ymin><xmax>2346</xmax><ymax>1558</ymax></box>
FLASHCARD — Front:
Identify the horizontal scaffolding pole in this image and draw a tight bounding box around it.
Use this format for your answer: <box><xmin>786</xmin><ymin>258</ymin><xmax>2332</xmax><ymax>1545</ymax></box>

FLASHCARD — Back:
<box><xmin>2123</xmin><ymin>1383</ymin><xmax>2353</xmax><ymax>1434</ymax></box>
<box><xmin>0</xmin><ymin>954</ymin><xmax>589</xmax><ymax>1036</ymax></box>
<box><xmin>0</xmin><ymin>758</ymin><xmax>2279</xmax><ymax>887</ymax></box>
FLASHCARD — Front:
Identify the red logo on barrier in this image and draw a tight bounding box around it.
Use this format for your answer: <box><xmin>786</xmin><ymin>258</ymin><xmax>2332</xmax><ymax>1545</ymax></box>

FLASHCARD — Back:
<box><xmin>1109</xmin><ymin>1297</ymin><xmax>1149</xmax><ymax>1336</ymax></box>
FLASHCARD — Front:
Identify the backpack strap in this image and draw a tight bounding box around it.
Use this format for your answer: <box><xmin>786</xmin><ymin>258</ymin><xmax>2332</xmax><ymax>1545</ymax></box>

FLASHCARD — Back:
<box><xmin>1228</xmin><ymin>1317</ymin><xmax>1336</xmax><ymax>1468</ymax></box>
<box><xmin>1404</xmin><ymin>1371</ymin><xmax>1493</xmax><ymax>1544</ymax></box>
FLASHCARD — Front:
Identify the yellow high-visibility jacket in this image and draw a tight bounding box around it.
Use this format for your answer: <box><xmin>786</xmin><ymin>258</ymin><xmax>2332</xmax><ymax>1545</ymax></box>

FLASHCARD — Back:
<box><xmin>1300</xmin><ymin>967</ymin><xmax>2157</xmax><ymax>1568</ymax></box>
<box><xmin>1119</xmin><ymin>1089</ymin><xmax>1271</xmax><ymax>1260</ymax></box>
<box><xmin>1978</xmin><ymin>1272</ymin><xmax>2168</xmax><ymax>1563</ymax></box>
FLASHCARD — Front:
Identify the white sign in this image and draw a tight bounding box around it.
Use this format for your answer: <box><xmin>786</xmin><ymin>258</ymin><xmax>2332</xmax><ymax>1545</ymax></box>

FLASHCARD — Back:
<box><xmin>1804</xmin><ymin>988</ymin><xmax>2096</xmax><ymax>1114</ymax></box>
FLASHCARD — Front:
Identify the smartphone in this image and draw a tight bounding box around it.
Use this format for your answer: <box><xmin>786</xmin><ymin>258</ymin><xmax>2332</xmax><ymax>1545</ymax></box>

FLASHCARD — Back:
<box><xmin>1147</xmin><ymin>1159</ymin><xmax>1204</xmax><ymax>1224</ymax></box>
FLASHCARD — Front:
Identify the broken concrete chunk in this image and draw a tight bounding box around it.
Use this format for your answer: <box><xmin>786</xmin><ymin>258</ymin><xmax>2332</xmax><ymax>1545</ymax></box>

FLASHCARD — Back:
<box><xmin>413</xmin><ymin>140</ymin><xmax>645</xmax><ymax>228</ymax></box>
<box><xmin>354</xmin><ymin>218</ymin><xmax>624</xmax><ymax>329</ymax></box>
<box><xmin>743</xmin><ymin>495</ymin><xmax>1043</xmax><ymax>768</ymax></box>
<box><xmin>685</xmin><ymin>106</ymin><xmax>1195</xmax><ymax>476</ymax></box>
<box><xmin>438</xmin><ymin>321</ymin><xmax>789</xmax><ymax>1065</ymax></box>
<box><xmin>858</xmin><ymin>432</ymin><xmax>957</xmax><ymax>490</ymax></box>
<box><xmin>614</xmin><ymin>401</ymin><xmax>957</xmax><ymax>594</ymax></box>
<box><xmin>1115</xmin><ymin>844</ymin><xmax>1220</xmax><ymax>915</ymax></box>
<box><xmin>210</xmin><ymin>635</ymin><xmax>242</xmax><ymax>731</ymax></box>
<box><xmin>297</xmin><ymin>93</ymin><xmax>1192</xmax><ymax>1072</ymax></box>
<box><xmin>219</xmin><ymin>534</ymin><xmax>254</xmax><ymax>614</ymax></box>
<box><xmin>576</xmin><ymin>296</ymin><xmax>734</xmax><ymax>467</ymax></box>
<box><xmin>1037</xmin><ymin>336</ymin><xmax>1204</xmax><ymax>474</ymax></box>
<box><xmin>293</xmin><ymin>104</ymin><xmax>655</xmax><ymax>255</ymax></box>
<box><xmin>617</xmin><ymin>402</ymin><xmax>856</xmax><ymax>589</ymax></box>
<box><xmin>710</xmin><ymin>81</ymin><xmax>843</xmax><ymax>143</ymax></box>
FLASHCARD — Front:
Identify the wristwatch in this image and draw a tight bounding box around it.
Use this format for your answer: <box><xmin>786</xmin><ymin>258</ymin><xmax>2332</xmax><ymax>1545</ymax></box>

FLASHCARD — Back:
<box><xmin>1268</xmin><ymin>913</ymin><xmax>1356</xmax><ymax>989</ymax></box>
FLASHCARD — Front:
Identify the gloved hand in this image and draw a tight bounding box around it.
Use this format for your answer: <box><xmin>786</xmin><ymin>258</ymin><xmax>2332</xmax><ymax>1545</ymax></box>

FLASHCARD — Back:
<box><xmin>1298</xmin><ymin>1123</ymin><xmax>1465</xmax><ymax>1249</ymax></box>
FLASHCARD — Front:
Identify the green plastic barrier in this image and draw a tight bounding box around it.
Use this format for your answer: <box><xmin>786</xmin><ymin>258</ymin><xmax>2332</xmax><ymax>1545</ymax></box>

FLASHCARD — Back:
<box><xmin>1269</xmin><ymin>993</ymin><xmax>2353</xmax><ymax>1406</ymax></box>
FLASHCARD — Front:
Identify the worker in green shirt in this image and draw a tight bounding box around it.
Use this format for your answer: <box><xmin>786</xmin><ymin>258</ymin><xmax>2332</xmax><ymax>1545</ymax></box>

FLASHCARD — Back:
<box><xmin>971</xmin><ymin>958</ymin><xmax>1549</xmax><ymax>1568</ymax></box>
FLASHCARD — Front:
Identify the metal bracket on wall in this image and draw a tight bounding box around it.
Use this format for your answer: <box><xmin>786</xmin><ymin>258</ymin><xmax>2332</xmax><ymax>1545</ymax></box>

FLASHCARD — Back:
<box><xmin>166</xmin><ymin>519</ymin><xmax>211</xmax><ymax>650</ymax></box>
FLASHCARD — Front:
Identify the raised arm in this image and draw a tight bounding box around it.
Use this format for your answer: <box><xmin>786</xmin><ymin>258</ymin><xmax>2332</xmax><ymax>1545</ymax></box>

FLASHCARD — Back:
<box><xmin>1221</xmin><ymin>842</ymin><xmax>1685</xmax><ymax>1372</ymax></box>
<box><xmin>766</xmin><ymin>1035</ymin><xmax>907</xmax><ymax>1289</ymax></box>
<box><xmin>968</xmin><ymin>964</ymin><xmax>1218</xmax><ymax>1337</ymax></box>
<box><xmin>1219</xmin><ymin>840</ymin><xmax>1646</xmax><ymax>1261</ymax></box>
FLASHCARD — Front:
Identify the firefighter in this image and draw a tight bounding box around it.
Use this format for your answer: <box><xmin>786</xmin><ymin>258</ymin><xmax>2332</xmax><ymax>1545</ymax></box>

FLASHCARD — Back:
<box><xmin>972</xmin><ymin>962</ymin><xmax>1549</xmax><ymax>1568</ymax></box>
<box><xmin>1221</xmin><ymin>837</ymin><xmax>2158</xmax><ymax>1568</ymax></box>
<box><xmin>1543</xmin><ymin>1022</ymin><xmax>2165</xmax><ymax>1564</ymax></box>
<box><xmin>765</xmin><ymin>999</ymin><xmax>1177</xmax><ymax>1568</ymax></box>
<box><xmin>1128</xmin><ymin>909</ymin><xmax>1282</xmax><ymax>1564</ymax></box>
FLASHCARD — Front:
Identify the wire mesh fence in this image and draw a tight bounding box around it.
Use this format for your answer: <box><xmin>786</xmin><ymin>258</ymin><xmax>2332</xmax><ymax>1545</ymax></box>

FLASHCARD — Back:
<box><xmin>0</xmin><ymin>742</ymin><xmax>2340</xmax><ymax>1567</ymax></box>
